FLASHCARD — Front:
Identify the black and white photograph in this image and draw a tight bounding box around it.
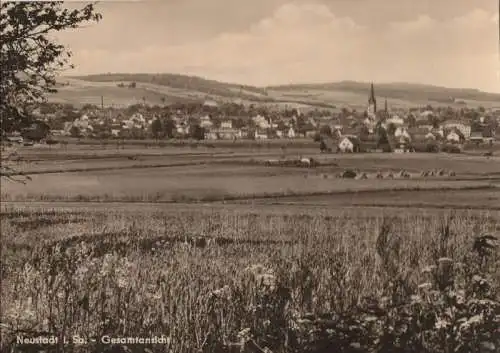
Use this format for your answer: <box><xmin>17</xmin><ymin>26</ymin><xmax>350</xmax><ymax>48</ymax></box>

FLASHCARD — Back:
<box><xmin>1</xmin><ymin>0</ymin><xmax>500</xmax><ymax>352</ymax></box>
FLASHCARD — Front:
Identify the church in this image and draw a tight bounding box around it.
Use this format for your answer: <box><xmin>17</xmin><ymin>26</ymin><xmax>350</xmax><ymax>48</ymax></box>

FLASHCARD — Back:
<box><xmin>367</xmin><ymin>83</ymin><xmax>377</xmax><ymax>117</ymax></box>
<box><xmin>366</xmin><ymin>83</ymin><xmax>389</xmax><ymax>121</ymax></box>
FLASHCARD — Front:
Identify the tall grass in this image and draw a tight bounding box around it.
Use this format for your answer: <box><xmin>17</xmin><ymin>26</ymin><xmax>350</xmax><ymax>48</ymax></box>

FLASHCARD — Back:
<box><xmin>1</xmin><ymin>208</ymin><xmax>498</xmax><ymax>352</ymax></box>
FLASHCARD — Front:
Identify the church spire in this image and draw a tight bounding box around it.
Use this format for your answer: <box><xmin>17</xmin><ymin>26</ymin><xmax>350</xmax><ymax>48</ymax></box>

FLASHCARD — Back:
<box><xmin>368</xmin><ymin>82</ymin><xmax>377</xmax><ymax>114</ymax></box>
<box><xmin>384</xmin><ymin>98</ymin><xmax>388</xmax><ymax>112</ymax></box>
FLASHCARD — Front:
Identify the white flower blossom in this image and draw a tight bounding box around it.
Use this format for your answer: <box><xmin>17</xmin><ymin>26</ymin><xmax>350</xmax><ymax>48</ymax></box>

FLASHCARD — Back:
<box><xmin>418</xmin><ymin>282</ymin><xmax>432</xmax><ymax>290</ymax></box>
<box><xmin>435</xmin><ymin>317</ymin><xmax>449</xmax><ymax>329</ymax></box>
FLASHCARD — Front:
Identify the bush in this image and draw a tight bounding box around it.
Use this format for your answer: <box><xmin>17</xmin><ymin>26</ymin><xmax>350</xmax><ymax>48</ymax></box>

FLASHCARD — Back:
<box><xmin>442</xmin><ymin>144</ymin><xmax>462</xmax><ymax>154</ymax></box>
<box><xmin>425</xmin><ymin>142</ymin><xmax>440</xmax><ymax>153</ymax></box>
<box><xmin>341</xmin><ymin>169</ymin><xmax>357</xmax><ymax>178</ymax></box>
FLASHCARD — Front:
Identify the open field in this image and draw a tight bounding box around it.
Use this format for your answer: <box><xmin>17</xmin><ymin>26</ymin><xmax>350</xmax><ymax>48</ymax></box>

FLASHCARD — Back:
<box><xmin>237</xmin><ymin>188</ymin><xmax>500</xmax><ymax>210</ymax></box>
<box><xmin>1</xmin><ymin>204</ymin><xmax>499</xmax><ymax>352</ymax></box>
<box><xmin>2</xmin><ymin>143</ymin><xmax>500</xmax><ymax>352</ymax></box>
<box><xmin>2</xmin><ymin>162</ymin><xmax>499</xmax><ymax>204</ymax></box>
<box><xmin>3</xmin><ymin>145</ymin><xmax>499</xmax><ymax>208</ymax></box>
<box><xmin>8</xmin><ymin>144</ymin><xmax>500</xmax><ymax>174</ymax></box>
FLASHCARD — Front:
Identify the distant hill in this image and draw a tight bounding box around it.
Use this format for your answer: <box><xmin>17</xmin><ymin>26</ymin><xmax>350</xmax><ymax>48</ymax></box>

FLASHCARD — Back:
<box><xmin>50</xmin><ymin>73</ymin><xmax>500</xmax><ymax>109</ymax></box>
<box><xmin>51</xmin><ymin>74</ymin><xmax>274</xmax><ymax>108</ymax></box>
<box><xmin>267</xmin><ymin>81</ymin><xmax>500</xmax><ymax>106</ymax></box>
<box><xmin>71</xmin><ymin>73</ymin><xmax>269</xmax><ymax>98</ymax></box>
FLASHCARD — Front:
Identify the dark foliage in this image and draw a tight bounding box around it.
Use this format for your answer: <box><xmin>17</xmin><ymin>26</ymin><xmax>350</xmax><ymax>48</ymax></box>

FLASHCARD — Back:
<box><xmin>0</xmin><ymin>2</ymin><xmax>102</xmax><ymax>132</ymax></box>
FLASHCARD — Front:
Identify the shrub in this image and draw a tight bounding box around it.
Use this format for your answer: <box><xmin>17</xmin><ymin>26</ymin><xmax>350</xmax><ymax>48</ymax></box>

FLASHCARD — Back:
<box><xmin>442</xmin><ymin>144</ymin><xmax>462</xmax><ymax>154</ymax></box>
<box><xmin>425</xmin><ymin>142</ymin><xmax>440</xmax><ymax>153</ymax></box>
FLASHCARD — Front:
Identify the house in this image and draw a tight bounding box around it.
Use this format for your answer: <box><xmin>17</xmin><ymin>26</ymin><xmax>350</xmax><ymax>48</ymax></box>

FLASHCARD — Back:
<box><xmin>281</xmin><ymin>116</ymin><xmax>294</xmax><ymax>126</ymax></box>
<box><xmin>425</xmin><ymin>132</ymin><xmax>437</xmax><ymax>140</ymax></box>
<box><xmin>5</xmin><ymin>135</ymin><xmax>24</xmax><ymax>144</ymax></box>
<box><xmin>66</xmin><ymin>116</ymin><xmax>94</xmax><ymax>136</ymax></box>
<box><xmin>220</xmin><ymin>120</ymin><xmax>233</xmax><ymax>129</ymax></box>
<box><xmin>363</xmin><ymin>118</ymin><xmax>376</xmax><ymax>133</ymax></box>
<box><xmin>252</xmin><ymin>115</ymin><xmax>271</xmax><ymax>129</ymax></box>
<box><xmin>386</xmin><ymin>115</ymin><xmax>405</xmax><ymax>126</ymax></box>
<box><xmin>176</xmin><ymin>121</ymin><xmax>190</xmax><ymax>136</ymax></box>
<box><xmin>254</xmin><ymin>129</ymin><xmax>268</xmax><ymax>140</ymax></box>
<box><xmin>304</xmin><ymin>130</ymin><xmax>317</xmax><ymax>138</ymax></box>
<box><xmin>307</xmin><ymin>118</ymin><xmax>318</xmax><ymax>128</ymax></box>
<box><xmin>204</xmin><ymin>127</ymin><xmax>242</xmax><ymax>140</ymax></box>
<box><xmin>446</xmin><ymin>131</ymin><xmax>461</xmax><ymax>143</ymax></box>
<box><xmin>469</xmin><ymin>131</ymin><xmax>484</xmax><ymax>143</ymax></box>
<box><xmin>50</xmin><ymin>130</ymin><xmax>65</xmax><ymax>136</ymax></box>
<box><xmin>390</xmin><ymin>135</ymin><xmax>412</xmax><ymax>153</ymax></box>
<box><xmin>130</xmin><ymin>113</ymin><xmax>146</xmax><ymax>125</ymax></box>
<box><xmin>199</xmin><ymin>115</ymin><xmax>213</xmax><ymax>129</ymax></box>
<box><xmin>277</xmin><ymin>126</ymin><xmax>295</xmax><ymax>139</ymax></box>
<box><xmin>482</xmin><ymin>127</ymin><xmax>495</xmax><ymax>143</ymax></box>
<box><xmin>203</xmin><ymin>100</ymin><xmax>218</xmax><ymax>107</ymax></box>
<box><xmin>431</xmin><ymin>127</ymin><xmax>445</xmax><ymax>139</ymax></box>
<box><xmin>338</xmin><ymin>136</ymin><xmax>360</xmax><ymax>153</ymax></box>
<box><xmin>443</xmin><ymin>121</ymin><xmax>471</xmax><ymax>138</ymax></box>
<box><xmin>419</xmin><ymin>110</ymin><xmax>434</xmax><ymax>120</ymax></box>
<box><xmin>338</xmin><ymin>137</ymin><xmax>354</xmax><ymax>152</ymax></box>
<box><xmin>394</xmin><ymin>127</ymin><xmax>411</xmax><ymax>140</ymax></box>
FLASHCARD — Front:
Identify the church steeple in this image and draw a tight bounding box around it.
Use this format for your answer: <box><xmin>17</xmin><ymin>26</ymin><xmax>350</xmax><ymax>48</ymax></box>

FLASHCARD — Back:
<box><xmin>368</xmin><ymin>82</ymin><xmax>377</xmax><ymax>114</ymax></box>
<box><xmin>384</xmin><ymin>98</ymin><xmax>388</xmax><ymax>112</ymax></box>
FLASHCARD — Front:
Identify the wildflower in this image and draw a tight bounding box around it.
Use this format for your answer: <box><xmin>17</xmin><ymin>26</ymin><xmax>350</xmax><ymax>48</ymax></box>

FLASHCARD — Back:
<box><xmin>364</xmin><ymin>315</ymin><xmax>378</xmax><ymax>323</ymax></box>
<box><xmin>151</xmin><ymin>291</ymin><xmax>162</xmax><ymax>300</ymax></box>
<box><xmin>438</xmin><ymin>257</ymin><xmax>453</xmax><ymax>265</ymax></box>
<box><xmin>210</xmin><ymin>285</ymin><xmax>231</xmax><ymax>300</ymax></box>
<box><xmin>244</xmin><ymin>264</ymin><xmax>266</xmax><ymax>275</ymax></box>
<box><xmin>379</xmin><ymin>296</ymin><xmax>390</xmax><ymax>308</ymax></box>
<box><xmin>472</xmin><ymin>275</ymin><xmax>487</xmax><ymax>285</ymax></box>
<box><xmin>410</xmin><ymin>295</ymin><xmax>422</xmax><ymax>303</ymax></box>
<box><xmin>237</xmin><ymin>328</ymin><xmax>252</xmax><ymax>343</ymax></box>
<box><xmin>421</xmin><ymin>265</ymin><xmax>436</xmax><ymax>274</ymax></box>
<box><xmin>435</xmin><ymin>317</ymin><xmax>449</xmax><ymax>329</ymax></box>
<box><xmin>449</xmin><ymin>290</ymin><xmax>465</xmax><ymax>305</ymax></box>
<box><xmin>74</xmin><ymin>264</ymin><xmax>89</xmax><ymax>282</ymax></box>
<box><xmin>116</xmin><ymin>274</ymin><xmax>128</xmax><ymax>289</ymax></box>
<box><xmin>296</xmin><ymin>318</ymin><xmax>312</xmax><ymax>325</ymax></box>
<box><xmin>418</xmin><ymin>282</ymin><xmax>432</xmax><ymax>290</ymax></box>
<box><xmin>23</xmin><ymin>307</ymin><xmax>36</xmax><ymax>322</ymax></box>
<box><xmin>42</xmin><ymin>318</ymin><xmax>50</xmax><ymax>331</ymax></box>
<box><xmin>257</xmin><ymin>273</ymin><xmax>276</xmax><ymax>286</ymax></box>
<box><xmin>100</xmin><ymin>253</ymin><xmax>115</xmax><ymax>276</ymax></box>
<box><xmin>350</xmin><ymin>343</ymin><xmax>361</xmax><ymax>349</ymax></box>
<box><xmin>467</xmin><ymin>314</ymin><xmax>483</xmax><ymax>325</ymax></box>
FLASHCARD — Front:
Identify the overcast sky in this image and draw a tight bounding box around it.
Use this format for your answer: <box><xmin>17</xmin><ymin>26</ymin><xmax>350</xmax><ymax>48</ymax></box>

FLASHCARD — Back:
<box><xmin>56</xmin><ymin>0</ymin><xmax>500</xmax><ymax>92</ymax></box>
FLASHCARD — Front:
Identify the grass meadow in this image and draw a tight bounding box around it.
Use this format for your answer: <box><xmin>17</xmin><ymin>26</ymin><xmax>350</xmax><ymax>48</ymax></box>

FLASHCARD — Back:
<box><xmin>3</xmin><ymin>146</ymin><xmax>499</xmax><ymax>205</ymax></box>
<box><xmin>1</xmin><ymin>205</ymin><xmax>499</xmax><ymax>352</ymax></box>
<box><xmin>1</xmin><ymin>145</ymin><xmax>500</xmax><ymax>352</ymax></box>
<box><xmin>2</xmin><ymin>163</ymin><xmax>498</xmax><ymax>205</ymax></box>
